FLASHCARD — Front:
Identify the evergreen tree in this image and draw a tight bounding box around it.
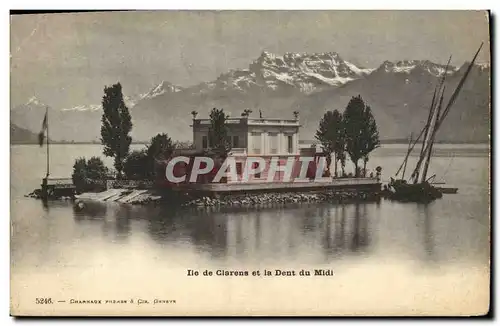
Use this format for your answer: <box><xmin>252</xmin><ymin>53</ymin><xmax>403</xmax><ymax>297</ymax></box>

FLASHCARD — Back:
<box><xmin>100</xmin><ymin>82</ymin><xmax>133</xmax><ymax>179</ymax></box>
<box><xmin>315</xmin><ymin>110</ymin><xmax>343</xmax><ymax>176</ymax></box>
<box><xmin>343</xmin><ymin>95</ymin><xmax>380</xmax><ymax>177</ymax></box>
<box><xmin>208</xmin><ymin>108</ymin><xmax>231</xmax><ymax>157</ymax></box>
<box><xmin>342</xmin><ymin>95</ymin><xmax>367</xmax><ymax>177</ymax></box>
<box><xmin>360</xmin><ymin>106</ymin><xmax>380</xmax><ymax>174</ymax></box>
<box><xmin>336</xmin><ymin>121</ymin><xmax>347</xmax><ymax>177</ymax></box>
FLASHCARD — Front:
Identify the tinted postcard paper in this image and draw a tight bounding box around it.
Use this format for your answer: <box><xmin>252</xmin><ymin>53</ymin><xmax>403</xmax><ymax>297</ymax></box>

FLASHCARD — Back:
<box><xmin>10</xmin><ymin>10</ymin><xmax>490</xmax><ymax>316</ymax></box>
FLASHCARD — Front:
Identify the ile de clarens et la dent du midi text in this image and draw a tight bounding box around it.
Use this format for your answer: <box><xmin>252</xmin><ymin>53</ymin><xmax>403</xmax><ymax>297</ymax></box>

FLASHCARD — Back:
<box><xmin>186</xmin><ymin>269</ymin><xmax>336</xmax><ymax>277</ymax></box>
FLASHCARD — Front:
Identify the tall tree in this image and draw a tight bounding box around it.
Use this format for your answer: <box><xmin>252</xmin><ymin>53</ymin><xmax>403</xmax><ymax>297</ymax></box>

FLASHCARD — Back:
<box><xmin>342</xmin><ymin>95</ymin><xmax>368</xmax><ymax>177</ymax></box>
<box><xmin>360</xmin><ymin>105</ymin><xmax>380</xmax><ymax>175</ymax></box>
<box><xmin>315</xmin><ymin>110</ymin><xmax>343</xmax><ymax>176</ymax></box>
<box><xmin>100</xmin><ymin>82</ymin><xmax>133</xmax><ymax>178</ymax></box>
<box><xmin>336</xmin><ymin>119</ymin><xmax>347</xmax><ymax>177</ymax></box>
<box><xmin>208</xmin><ymin>108</ymin><xmax>231</xmax><ymax>157</ymax></box>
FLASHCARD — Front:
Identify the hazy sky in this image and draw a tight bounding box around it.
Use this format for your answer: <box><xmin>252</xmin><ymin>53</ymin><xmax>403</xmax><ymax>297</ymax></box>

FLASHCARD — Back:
<box><xmin>10</xmin><ymin>10</ymin><xmax>490</xmax><ymax>109</ymax></box>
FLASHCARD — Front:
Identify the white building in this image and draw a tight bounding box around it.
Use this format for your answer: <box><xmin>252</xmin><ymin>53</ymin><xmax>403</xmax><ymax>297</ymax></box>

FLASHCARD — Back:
<box><xmin>191</xmin><ymin>114</ymin><xmax>301</xmax><ymax>157</ymax></box>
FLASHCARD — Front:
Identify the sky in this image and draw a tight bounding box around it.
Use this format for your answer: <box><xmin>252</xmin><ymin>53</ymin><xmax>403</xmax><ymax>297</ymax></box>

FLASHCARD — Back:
<box><xmin>10</xmin><ymin>10</ymin><xmax>490</xmax><ymax>109</ymax></box>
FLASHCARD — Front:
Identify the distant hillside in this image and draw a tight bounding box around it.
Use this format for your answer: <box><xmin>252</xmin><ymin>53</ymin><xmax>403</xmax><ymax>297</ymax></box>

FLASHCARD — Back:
<box><xmin>10</xmin><ymin>123</ymin><xmax>44</xmax><ymax>144</ymax></box>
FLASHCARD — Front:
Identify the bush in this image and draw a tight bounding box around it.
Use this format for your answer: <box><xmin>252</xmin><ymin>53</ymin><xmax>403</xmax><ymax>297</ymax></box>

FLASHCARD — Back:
<box><xmin>72</xmin><ymin>156</ymin><xmax>109</xmax><ymax>193</ymax></box>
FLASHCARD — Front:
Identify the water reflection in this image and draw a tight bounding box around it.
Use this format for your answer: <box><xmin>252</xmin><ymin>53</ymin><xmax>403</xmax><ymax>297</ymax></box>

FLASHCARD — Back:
<box><xmin>350</xmin><ymin>203</ymin><xmax>370</xmax><ymax>253</ymax></box>
<box><xmin>419</xmin><ymin>203</ymin><xmax>435</xmax><ymax>262</ymax></box>
<box><xmin>73</xmin><ymin>201</ymin><xmax>108</xmax><ymax>221</ymax></box>
<box><xmin>71</xmin><ymin>200</ymin><xmax>380</xmax><ymax>262</ymax></box>
<box><xmin>114</xmin><ymin>205</ymin><xmax>132</xmax><ymax>240</ymax></box>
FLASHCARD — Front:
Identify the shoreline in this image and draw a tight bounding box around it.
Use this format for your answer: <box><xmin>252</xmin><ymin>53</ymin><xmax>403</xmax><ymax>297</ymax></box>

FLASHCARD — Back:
<box><xmin>27</xmin><ymin>187</ymin><xmax>383</xmax><ymax>208</ymax></box>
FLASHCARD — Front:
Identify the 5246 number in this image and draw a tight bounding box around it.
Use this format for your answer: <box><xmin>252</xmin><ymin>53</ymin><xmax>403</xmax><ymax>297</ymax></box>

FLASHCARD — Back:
<box><xmin>35</xmin><ymin>298</ymin><xmax>53</xmax><ymax>304</ymax></box>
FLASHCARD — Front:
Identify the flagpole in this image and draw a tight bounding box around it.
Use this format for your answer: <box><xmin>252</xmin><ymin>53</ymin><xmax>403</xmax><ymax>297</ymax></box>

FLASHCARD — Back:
<box><xmin>46</xmin><ymin>106</ymin><xmax>49</xmax><ymax>178</ymax></box>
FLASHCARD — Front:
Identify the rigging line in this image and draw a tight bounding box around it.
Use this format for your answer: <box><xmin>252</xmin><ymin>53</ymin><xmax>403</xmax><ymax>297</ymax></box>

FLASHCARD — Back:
<box><xmin>437</xmin><ymin>151</ymin><xmax>456</xmax><ymax>183</ymax></box>
<box><xmin>394</xmin><ymin>122</ymin><xmax>429</xmax><ymax>176</ymax></box>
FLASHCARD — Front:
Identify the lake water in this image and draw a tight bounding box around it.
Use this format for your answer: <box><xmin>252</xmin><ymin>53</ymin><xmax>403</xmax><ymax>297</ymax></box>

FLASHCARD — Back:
<box><xmin>10</xmin><ymin>144</ymin><xmax>490</xmax><ymax>316</ymax></box>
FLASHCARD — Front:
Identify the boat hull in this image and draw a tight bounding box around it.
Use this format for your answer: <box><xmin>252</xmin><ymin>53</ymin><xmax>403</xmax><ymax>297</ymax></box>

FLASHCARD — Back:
<box><xmin>387</xmin><ymin>180</ymin><xmax>443</xmax><ymax>203</ymax></box>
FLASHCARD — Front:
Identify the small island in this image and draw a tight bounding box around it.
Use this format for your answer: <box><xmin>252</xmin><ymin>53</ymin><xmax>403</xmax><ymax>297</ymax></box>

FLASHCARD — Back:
<box><xmin>28</xmin><ymin>83</ymin><xmax>385</xmax><ymax>208</ymax></box>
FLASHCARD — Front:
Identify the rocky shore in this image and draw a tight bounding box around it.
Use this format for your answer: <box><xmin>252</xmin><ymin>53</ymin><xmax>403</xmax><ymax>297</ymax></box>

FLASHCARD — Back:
<box><xmin>180</xmin><ymin>190</ymin><xmax>381</xmax><ymax>208</ymax></box>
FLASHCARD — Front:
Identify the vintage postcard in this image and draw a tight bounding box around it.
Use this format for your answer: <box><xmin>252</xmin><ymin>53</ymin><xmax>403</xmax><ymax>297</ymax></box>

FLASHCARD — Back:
<box><xmin>10</xmin><ymin>10</ymin><xmax>490</xmax><ymax>316</ymax></box>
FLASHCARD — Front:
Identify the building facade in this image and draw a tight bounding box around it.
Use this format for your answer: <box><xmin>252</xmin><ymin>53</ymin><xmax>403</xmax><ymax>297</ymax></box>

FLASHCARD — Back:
<box><xmin>157</xmin><ymin>112</ymin><xmax>323</xmax><ymax>187</ymax></box>
<box><xmin>191</xmin><ymin>116</ymin><xmax>301</xmax><ymax>156</ymax></box>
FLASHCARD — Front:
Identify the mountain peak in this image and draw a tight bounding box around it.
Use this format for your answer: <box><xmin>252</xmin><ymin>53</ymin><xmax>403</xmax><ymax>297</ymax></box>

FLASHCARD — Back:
<box><xmin>142</xmin><ymin>81</ymin><xmax>183</xmax><ymax>99</ymax></box>
<box><xmin>375</xmin><ymin>60</ymin><xmax>457</xmax><ymax>77</ymax></box>
<box><xmin>26</xmin><ymin>96</ymin><xmax>44</xmax><ymax>106</ymax></box>
<box><xmin>240</xmin><ymin>50</ymin><xmax>374</xmax><ymax>93</ymax></box>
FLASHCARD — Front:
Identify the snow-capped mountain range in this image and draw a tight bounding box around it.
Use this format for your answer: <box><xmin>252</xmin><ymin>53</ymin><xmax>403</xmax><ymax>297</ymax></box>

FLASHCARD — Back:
<box><xmin>193</xmin><ymin>51</ymin><xmax>375</xmax><ymax>95</ymax></box>
<box><xmin>11</xmin><ymin>50</ymin><xmax>490</xmax><ymax>143</ymax></box>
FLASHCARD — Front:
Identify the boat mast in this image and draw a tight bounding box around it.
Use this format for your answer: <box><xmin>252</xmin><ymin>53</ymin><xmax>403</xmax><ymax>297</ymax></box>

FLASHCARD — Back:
<box><xmin>420</xmin><ymin>87</ymin><xmax>445</xmax><ymax>183</ymax></box>
<box><xmin>432</xmin><ymin>43</ymin><xmax>484</xmax><ymax>134</ymax></box>
<box><xmin>416</xmin><ymin>43</ymin><xmax>483</xmax><ymax>183</ymax></box>
<box><xmin>411</xmin><ymin>56</ymin><xmax>452</xmax><ymax>184</ymax></box>
<box><xmin>46</xmin><ymin>106</ymin><xmax>50</xmax><ymax>178</ymax></box>
<box><xmin>411</xmin><ymin>88</ymin><xmax>438</xmax><ymax>183</ymax></box>
<box><xmin>401</xmin><ymin>132</ymin><xmax>413</xmax><ymax>179</ymax></box>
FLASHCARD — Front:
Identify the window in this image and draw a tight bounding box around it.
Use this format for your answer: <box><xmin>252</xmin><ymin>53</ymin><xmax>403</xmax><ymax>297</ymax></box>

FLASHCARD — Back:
<box><xmin>251</xmin><ymin>132</ymin><xmax>261</xmax><ymax>154</ymax></box>
<box><xmin>269</xmin><ymin>133</ymin><xmax>278</xmax><ymax>154</ymax></box>
<box><xmin>233</xmin><ymin>135</ymin><xmax>239</xmax><ymax>148</ymax></box>
<box><xmin>287</xmin><ymin>135</ymin><xmax>293</xmax><ymax>153</ymax></box>
<box><xmin>202</xmin><ymin>136</ymin><xmax>208</xmax><ymax>149</ymax></box>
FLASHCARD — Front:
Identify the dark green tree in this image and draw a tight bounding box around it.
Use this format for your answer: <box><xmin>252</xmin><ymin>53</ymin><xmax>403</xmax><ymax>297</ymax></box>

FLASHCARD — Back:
<box><xmin>86</xmin><ymin>156</ymin><xmax>109</xmax><ymax>180</ymax></box>
<box><xmin>343</xmin><ymin>95</ymin><xmax>368</xmax><ymax>177</ymax></box>
<box><xmin>123</xmin><ymin>149</ymin><xmax>151</xmax><ymax>180</ymax></box>
<box><xmin>147</xmin><ymin>133</ymin><xmax>176</xmax><ymax>179</ymax></box>
<box><xmin>208</xmin><ymin>108</ymin><xmax>231</xmax><ymax>157</ymax></box>
<box><xmin>315</xmin><ymin>109</ymin><xmax>344</xmax><ymax>177</ymax></box>
<box><xmin>72</xmin><ymin>158</ymin><xmax>88</xmax><ymax>193</ymax></box>
<box><xmin>100</xmin><ymin>82</ymin><xmax>133</xmax><ymax>179</ymax></box>
<box><xmin>315</xmin><ymin>111</ymin><xmax>335</xmax><ymax>176</ymax></box>
<box><xmin>360</xmin><ymin>105</ymin><xmax>380</xmax><ymax>175</ymax></box>
<box><xmin>71</xmin><ymin>157</ymin><xmax>108</xmax><ymax>193</ymax></box>
<box><xmin>147</xmin><ymin>133</ymin><xmax>175</xmax><ymax>160</ymax></box>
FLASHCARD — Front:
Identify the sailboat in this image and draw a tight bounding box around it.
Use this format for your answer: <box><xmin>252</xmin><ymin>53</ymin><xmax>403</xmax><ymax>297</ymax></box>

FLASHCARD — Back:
<box><xmin>387</xmin><ymin>43</ymin><xmax>484</xmax><ymax>203</ymax></box>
